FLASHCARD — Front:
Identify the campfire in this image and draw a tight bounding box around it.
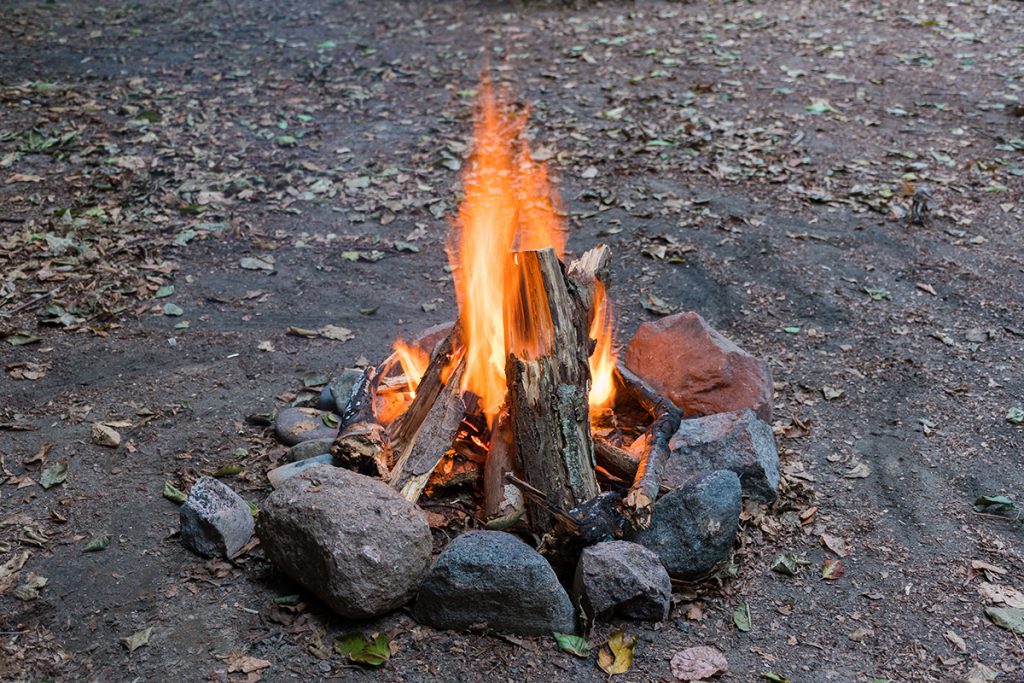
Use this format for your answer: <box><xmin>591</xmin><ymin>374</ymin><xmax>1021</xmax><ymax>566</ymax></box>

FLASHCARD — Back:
<box><xmin>328</xmin><ymin>81</ymin><xmax>677</xmax><ymax>550</ymax></box>
<box><xmin>200</xmin><ymin>76</ymin><xmax>779</xmax><ymax>637</ymax></box>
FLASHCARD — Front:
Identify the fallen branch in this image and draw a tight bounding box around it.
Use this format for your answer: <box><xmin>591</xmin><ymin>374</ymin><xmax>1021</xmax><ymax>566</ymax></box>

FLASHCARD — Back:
<box><xmin>616</xmin><ymin>364</ymin><xmax>682</xmax><ymax>528</ymax></box>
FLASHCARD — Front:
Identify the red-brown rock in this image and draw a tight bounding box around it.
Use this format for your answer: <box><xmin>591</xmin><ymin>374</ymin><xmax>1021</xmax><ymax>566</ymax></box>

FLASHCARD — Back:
<box><xmin>624</xmin><ymin>312</ymin><xmax>773</xmax><ymax>422</ymax></box>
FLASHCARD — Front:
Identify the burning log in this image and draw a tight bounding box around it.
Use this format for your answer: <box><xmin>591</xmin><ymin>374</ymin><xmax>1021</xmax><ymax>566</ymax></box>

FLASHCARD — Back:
<box><xmin>483</xmin><ymin>410</ymin><xmax>524</xmax><ymax>522</ymax></box>
<box><xmin>389</xmin><ymin>361</ymin><xmax>467</xmax><ymax>502</ymax></box>
<box><xmin>331</xmin><ymin>367</ymin><xmax>391</xmax><ymax>478</ymax></box>
<box><xmin>505</xmin><ymin>248</ymin><xmax>599</xmax><ymax>531</ymax></box>
<box><xmin>387</xmin><ymin>325</ymin><xmax>464</xmax><ymax>502</ymax></box>
<box><xmin>565</xmin><ymin>243</ymin><xmax>611</xmax><ymax>330</ymax></box>
<box><xmin>617</xmin><ymin>365</ymin><xmax>682</xmax><ymax>528</ymax></box>
<box><xmin>593</xmin><ymin>438</ymin><xmax>641</xmax><ymax>482</ymax></box>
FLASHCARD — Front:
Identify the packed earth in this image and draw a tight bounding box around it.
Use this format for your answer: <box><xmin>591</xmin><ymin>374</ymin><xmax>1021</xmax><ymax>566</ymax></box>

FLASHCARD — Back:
<box><xmin>2</xmin><ymin>1</ymin><xmax>1023</xmax><ymax>681</ymax></box>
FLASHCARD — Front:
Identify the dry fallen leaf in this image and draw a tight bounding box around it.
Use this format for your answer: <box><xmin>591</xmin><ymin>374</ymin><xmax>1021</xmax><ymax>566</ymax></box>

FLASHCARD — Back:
<box><xmin>91</xmin><ymin>423</ymin><xmax>121</xmax><ymax>448</ymax></box>
<box><xmin>222</xmin><ymin>653</ymin><xmax>272</xmax><ymax>674</ymax></box>
<box><xmin>318</xmin><ymin>325</ymin><xmax>354</xmax><ymax>342</ymax></box>
<box><xmin>670</xmin><ymin>645</ymin><xmax>729</xmax><ymax>681</ymax></box>
<box><xmin>597</xmin><ymin>631</ymin><xmax>635</xmax><ymax>676</ymax></box>
<box><xmin>844</xmin><ymin>462</ymin><xmax>871</xmax><ymax>479</ymax></box>
<box><xmin>820</xmin><ymin>533</ymin><xmax>851</xmax><ymax>558</ymax></box>
<box><xmin>978</xmin><ymin>581</ymin><xmax>1024</xmax><ymax>608</ymax></box>
<box><xmin>121</xmin><ymin>626</ymin><xmax>154</xmax><ymax>653</ymax></box>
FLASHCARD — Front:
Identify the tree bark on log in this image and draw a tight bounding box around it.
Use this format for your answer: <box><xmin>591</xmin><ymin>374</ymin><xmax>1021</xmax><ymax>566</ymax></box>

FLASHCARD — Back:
<box><xmin>505</xmin><ymin>248</ymin><xmax>599</xmax><ymax>531</ymax></box>
<box><xmin>389</xmin><ymin>361</ymin><xmax>467</xmax><ymax>502</ymax></box>
<box><xmin>331</xmin><ymin>367</ymin><xmax>392</xmax><ymax>478</ymax></box>
<box><xmin>386</xmin><ymin>325</ymin><xmax>464</xmax><ymax>502</ymax></box>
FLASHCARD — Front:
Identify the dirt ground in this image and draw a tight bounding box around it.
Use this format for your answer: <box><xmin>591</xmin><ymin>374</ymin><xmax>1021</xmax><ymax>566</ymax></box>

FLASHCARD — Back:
<box><xmin>2</xmin><ymin>1</ymin><xmax>1023</xmax><ymax>681</ymax></box>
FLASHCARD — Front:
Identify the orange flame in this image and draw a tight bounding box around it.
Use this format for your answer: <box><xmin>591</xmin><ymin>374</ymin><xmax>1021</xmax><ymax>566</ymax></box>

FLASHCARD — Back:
<box><xmin>588</xmin><ymin>280</ymin><xmax>617</xmax><ymax>412</ymax></box>
<box><xmin>375</xmin><ymin>338</ymin><xmax>430</xmax><ymax>425</ymax></box>
<box><xmin>450</xmin><ymin>80</ymin><xmax>615</xmax><ymax>422</ymax></box>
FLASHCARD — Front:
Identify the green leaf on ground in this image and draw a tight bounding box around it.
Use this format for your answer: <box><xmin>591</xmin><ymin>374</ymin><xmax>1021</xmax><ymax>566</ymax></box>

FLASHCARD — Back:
<box><xmin>83</xmin><ymin>534</ymin><xmax>111</xmax><ymax>552</ymax></box>
<box><xmin>733</xmin><ymin>602</ymin><xmax>752</xmax><ymax>632</ymax></box>
<box><xmin>213</xmin><ymin>464</ymin><xmax>244</xmax><ymax>477</ymax></box>
<box><xmin>554</xmin><ymin>633</ymin><xmax>590</xmax><ymax>657</ymax></box>
<box><xmin>1007</xmin><ymin>407</ymin><xmax>1024</xmax><ymax>424</ymax></box>
<box><xmin>783</xmin><ymin>326</ymin><xmax>801</xmax><ymax>334</ymax></box>
<box><xmin>763</xmin><ymin>673</ymin><xmax>793</xmax><ymax>683</ymax></box>
<box><xmin>121</xmin><ymin>626</ymin><xmax>154</xmax><ymax>653</ymax></box>
<box><xmin>973</xmin><ymin>495</ymin><xmax>1018</xmax><ymax>517</ymax></box>
<box><xmin>162</xmin><ymin>482</ymin><xmax>188</xmax><ymax>504</ymax></box>
<box><xmin>162</xmin><ymin>303</ymin><xmax>184</xmax><ymax>316</ymax></box>
<box><xmin>863</xmin><ymin>286</ymin><xmax>892</xmax><ymax>301</ymax></box>
<box><xmin>40</xmin><ymin>461</ymin><xmax>68</xmax><ymax>489</ymax></box>
<box><xmin>334</xmin><ymin>632</ymin><xmax>391</xmax><ymax>666</ymax></box>
<box><xmin>985</xmin><ymin>607</ymin><xmax>1024</xmax><ymax>634</ymax></box>
<box><xmin>771</xmin><ymin>553</ymin><xmax>800</xmax><ymax>576</ymax></box>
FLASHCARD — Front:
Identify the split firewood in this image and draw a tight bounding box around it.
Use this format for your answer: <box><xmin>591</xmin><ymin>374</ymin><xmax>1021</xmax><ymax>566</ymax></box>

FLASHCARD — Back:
<box><xmin>616</xmin><ymin>364</ymin><xmax>682</xmax><ymax>528</ymax></box>
<box><xmin>565</xmin><ymin>244</ymin><xmax>611</xmax><ymax>329</ymax></box>
<box><xmin>386</xmin><ymin>324</ymin><xmax>465</xmax><ymax>502</ymax></box>
<box><xmin>389</xmin><ymin>361</ymin><xmax>467</xmax><ymax>502</ymax></box>
<box><xmin>330</xmin><ymin>367</ymin><xmax>392</xmax><ymax>478</ymax></box>
<box><xmin>505</xmin><ymin>248</ymin><xmax>599</xmax><ymax>531</ymax></box>
<box><xmin>483</xmin><ymin>410</ymin><xmax>525</xmax><ymax>521</ymax></box>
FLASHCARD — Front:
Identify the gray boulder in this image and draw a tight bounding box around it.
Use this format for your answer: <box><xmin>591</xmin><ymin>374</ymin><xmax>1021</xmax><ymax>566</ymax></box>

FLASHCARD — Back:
<box><xmin>286</xmin><ymin>438</ymin><xmax>335</xmax><ymax>462</ymax></box>
<box><xmin>274</xmin><ymin>407</ymin><xmax>340</xmax><ymax>446</ymax></box>
<box><xmin>666</xmin><ymin>409</ymin><xmax>780</xmax><ymax>503</ymax></box>
<box><xmin>631</xmin><ymin>470</ymin><xmax>741</xmax><ymax>580</ymax></box>
<box><xmin>257</xmin><ymin>465</ymin><xmax>431</xmax><ymax>619</ymax></box>
<box><xmin>180</xmin><ymin>477</ymin><xmax>254</xmax><ymax>559</ymax></box>
<box><xmin>267</xmin><ymin>453</ymin><xmax>334</xmax><ymax>489</ymax></box>
<box><xmin>414</xmin><ymin>531</ymin><xmax>576</xmax><ymax>636</ymax></box>
<box><xmin>573</xmin><ymin>541</ymin><xmax>671</xmax><ymax>622</ymax></box>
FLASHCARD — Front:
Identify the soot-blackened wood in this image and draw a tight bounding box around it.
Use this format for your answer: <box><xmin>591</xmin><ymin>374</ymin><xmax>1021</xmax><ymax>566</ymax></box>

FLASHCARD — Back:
<box><xmin>506</xmin><ymin>248</ymin><xmax>599</xmax><ymax>531</ymax></box>
<box><xmin>389</xmin><ymin>361</ymin><xmax>466</xmax><ymax>502</ymax></box>
<box><xmin>331</xmin><ymin>367</ymin><xmax>392</xmax><ymax>478</ymax></box>
<box><xmin>594</xmin><ymin>437</ymin><xmax>641</xmax><ymax>482</ymax></box>
<box><xmin>617</xmin><ymin>364</ymin><xmax>682</xmax><ymax>527</ymax></box>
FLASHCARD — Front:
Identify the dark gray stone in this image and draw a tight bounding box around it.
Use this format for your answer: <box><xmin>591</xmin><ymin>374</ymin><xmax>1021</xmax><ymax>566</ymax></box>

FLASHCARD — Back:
<box><xmin>631</xmin><ymin>470</ymin><xmax>741</xmax><ymax>581</ymax></box>
<box><xmin>286</xmin><ymin>438</ymin><xmax>335</xmax><ymax>462</ymax></box>
<box><xmin>257</xmin><ymin>465</ymin><xmax>431</xmax><ymax>619</ymax></box>
<box><xmin>274</xmin><ymin>407</ymin><xmax>340</xmax><ymax>446</ymax></box>
<box><xmin>180</xmin><ymin>477</ymin><xmax>254</xmax><ymax>559</ymax></box>
<box><xmin>573</xmin><ymin>541</ymin><xmax>671</xmax><ymax>622</ymax></box>
<box><xmin>414</xmin><ymin>531</ymin><xmax>576</xmax><ymax>636</ymax></box>
<box><xmin>267</xmin><ymin>453</ymin><xmax>335</xmax><ymax>488</ymax></box>
<box><xmin>319</xmin><ymin>368</ymin><xmax>368</xmax><ymax>415</ymax></box>
<box><xmin>665</xmin><ymin>409</ymin><xmax>780</xmax><ymax>503</ymax></box>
